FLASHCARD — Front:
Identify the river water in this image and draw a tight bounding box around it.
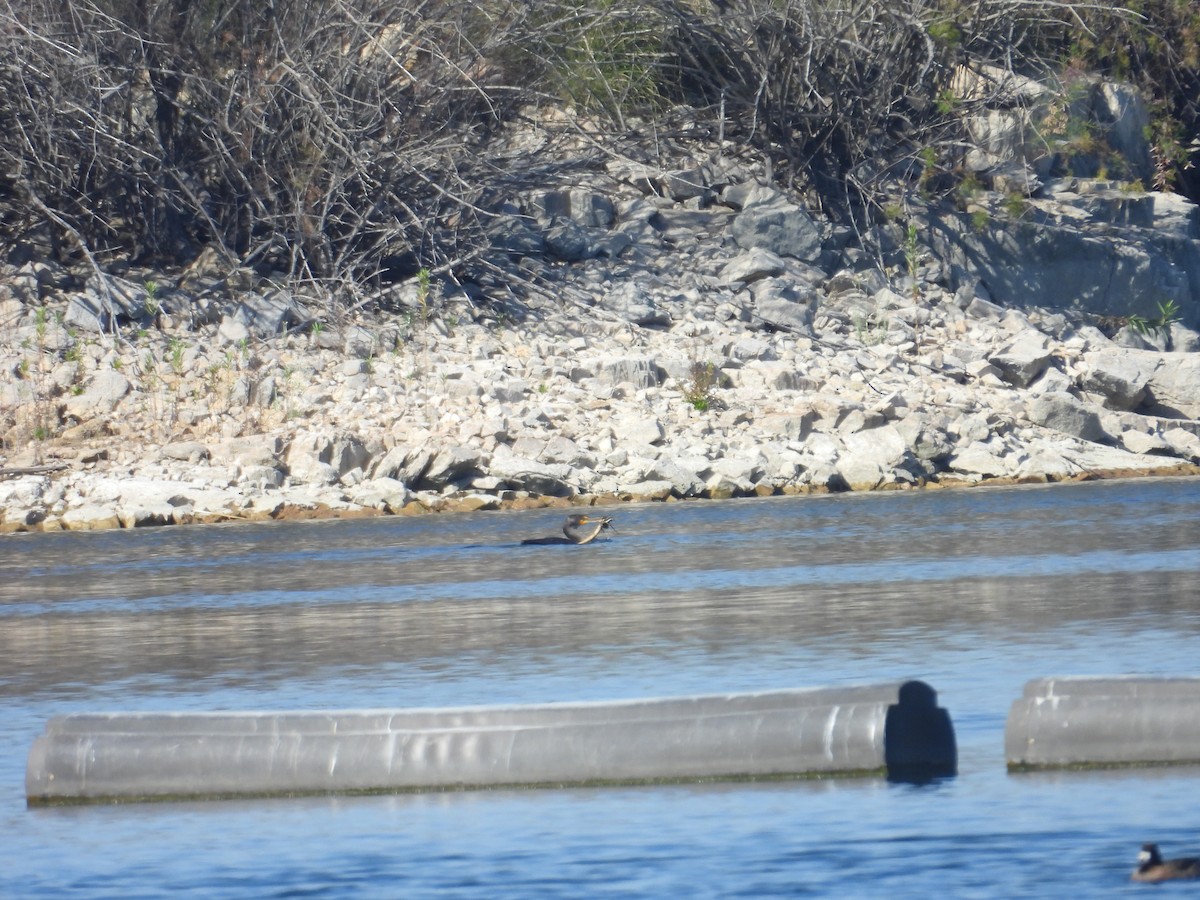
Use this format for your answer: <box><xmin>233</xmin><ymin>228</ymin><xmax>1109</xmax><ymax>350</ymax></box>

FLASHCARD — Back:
<box><xmin>2</xmin><ymin>478</ymin><xmax>1199</xmax><ymax>897</ymax></box>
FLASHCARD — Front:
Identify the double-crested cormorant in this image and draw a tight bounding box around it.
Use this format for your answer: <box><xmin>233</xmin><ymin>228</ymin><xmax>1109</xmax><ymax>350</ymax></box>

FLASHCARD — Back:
<box><xmin>522</xmin><ymin>514</ymin><xmax>615</xmax><ymax>546</ymax></box>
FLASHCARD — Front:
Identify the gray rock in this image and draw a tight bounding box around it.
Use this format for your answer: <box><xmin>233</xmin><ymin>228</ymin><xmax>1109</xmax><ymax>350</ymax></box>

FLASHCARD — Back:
<box><xmin>63</xmin><ymin>278</ymin><xmax>147</xmax><ymax>332</ymax></box>
<box><xmin>719</xmin><ymin>248</ymin><xmax>787</xmax><ymax>285</ymax></box>
<box><xmin>728</xmin><ymin>335</ymin><xmax>775</xmax><ymax>362</ymax></box>
<box><xmin>416</xmin><ymin>446</ymin><xmax>485</xmax><ymax>491</ymax></box>
<box><xmin>661</xmin><ymin>167</ymin><xmax>709</xmax><ymax>202</ymax></box>
<box><xmin>731</xmin><ymin>188</ymin><xmax>823</xmax><ymax>262</ymax></box>
<box><xmin>330</xmin><ymin>435</ymin><xmax>372</xmax><ymax>479</ymax></box>
<box><xmin>894</xmin><ymin>415</ymin><xmax>953</xmax><ymax>463</ymax></box>
<box><xmin>161</xmin><ymin>441</ymin><xmax>211</xmax><ymax>464</ymax></box>
<box><xmin>1078</xmin><ymin>348</ymin><xmax>1156</xmax><ymax>410</ymax></box>
<box><xmin>542</xmin><ymin>436</ymin><xmax>597</xmax><ymax>469</ymax></box>
<box><xmin>1079</xmin><ymin>189</ymin><xmax>1154</xmax><ymax>228</ymax></box>
<box><xmin>251</xmin><ymin>374</ymin><xmax>277</xmax><ymax>408</ymax></box>
<box><xmin>704</xmin><ymin>457</ymin><xmax>758</xmax><ymax>497</ymax></box>
<box><xmin>529</xmin><ymin>189</ymin><xmax>615</xmax><ymax>229</ymax></box>
<box><xmin>342</xmin><ymin>326</ymin><xmax>376</xmax><ymax>359</ymax></box>
<box><xmin>752</xmin><ymin>279</ymin><xmax>816</xmax><ymax>333</ymax></box>
<box><xmin>1027</xmin><ymin>365</ymin><xmax>1074</xmax><ymax>395</ymax></box>
<box><xmin>116</xmin><ymin>502</ymin><xmax>177</xmax><ymax>528</ymax></box>
<box><xmin>1170</xmin><ymin>322</ymin><xmax>1200</xmax><ymax>353</ymax></box>
<box><xmin>64</xmin><ymin>290</ymin><xmax>117</xmax><ymax>333</ymax></box>
<box><xmin>371</xmin><ymin>445</ymin><xmax>426</xmax><ymax>483</ymax></box>
<box><xmin>235</xmin><ymin>291</ymin><xmax>298</xmax><ymax>337</ymax></box>
<box><xmin>597</xmin><ymin>356</ymin><xmax>662</xmax><ymax>388</ymax></box>
<box><xmin>491</xmin><ymin>378</ymin><xmax>530</xmax><ymax>403</ymax></box>
<box><xmin>490</xmin><ymin>217</ymin><xmax>544</xmax><ymax>256</ymax></box>
<box><xmin>489</xmin><ymin>451</ymin><xmax>577</xmax><ymax>497</ymax></box>
<box><xmin>0</xmin><ymin>477</ymin><xmax>47</xmax><ymax>526</ymax></box>
<box><xmin>989</xmin><ymin>330</ymin><xmax>1053</xmax><ymax>388</ymax></box>
<box><xmin>642</xmin><ymin>458</ymin><xmax>705</xmax><ymax>497</ymax></box>
<box><xmin>543</xmin><ymin>221</ymin><xmax>593</xmax><ymax>261</ymax></box>
<box><xmin>933</xmin><ymin>208</ymin><xmax>1200</xmax><ymax>327</ymax></box>
<box><xmin>1026</xmin><ymin>392</ymin><xmax>1109</xmax><ymax>443</ymax></box>
<box><xmin>1094</xmin><ymin>81</ymin><xmax>1153</xmax><ymax>184</ymax></box>
<box><xmin>1143</xmin><ymin>355</ymin><xmax>1200</xmax><ymax>419</ymax></box>
<box><xmin>238</xmin><ymin>465</ymin><xmax>285</xmax><ymax>489</ymax></box>
<box><xmin>750</xmin><ymin>363</ymin><xmax>818</xmax><ymax>394</ymax></box>
<box><xmin>1153</xmin><ymin>193</ymin><xmax>1200</xmax><ymax>240</ymax></box>
<box><xmin>601</xmin><ymin>282</ymin><xmax>673</xmax><ymax>327</ymax></box>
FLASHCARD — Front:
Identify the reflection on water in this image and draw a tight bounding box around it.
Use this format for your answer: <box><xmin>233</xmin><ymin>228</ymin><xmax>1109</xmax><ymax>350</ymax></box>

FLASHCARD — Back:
<box><xmin>2</xmin><ymin>478</ymin><xmax>1200</xmax><ymax>896</ymax></box>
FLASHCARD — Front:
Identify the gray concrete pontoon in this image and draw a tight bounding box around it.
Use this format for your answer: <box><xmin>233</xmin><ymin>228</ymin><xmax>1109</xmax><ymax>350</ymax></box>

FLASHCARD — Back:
<box><xmin>26</xmin><ymin>680</ymin><xmax>956</xmax><ymax>805</ymax></box>
<box><xmin>1006</xmin><ymin>676</ymin><xmax>1200</xmax><ymax>771</ymax></box>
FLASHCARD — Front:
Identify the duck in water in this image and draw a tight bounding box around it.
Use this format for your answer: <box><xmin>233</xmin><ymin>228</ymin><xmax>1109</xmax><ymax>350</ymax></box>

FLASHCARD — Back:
<box><xmin>522</xmin><ymin>514</ymin><xmax>614</xmax><ymax>545</ymax></box>
<box><xmin>1132</xmin><ymin>843</ymin><xmax>1200</xmax><ymax>883</ymax></box>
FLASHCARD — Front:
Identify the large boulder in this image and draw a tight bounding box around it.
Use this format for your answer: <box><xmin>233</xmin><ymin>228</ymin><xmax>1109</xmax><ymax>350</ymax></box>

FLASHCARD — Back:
<box><xmin>730</xmin><ymin>187</ymin><xmax>823</xmax><ymax>262</ymax></box>
<box><xmin>931</xmin><ymin>207</ymin><xmax>1200</xmax><ymax>328</ymax></box>
<box><xmin>1026</xmin><ymin>392</ymin><xmax>1110</xmax><ymax>443</ymax></box>
<box><xmin>988</xmin><ymin>330</ymin><xmax>1053</xmax><ymax>388</ymax></box>
<box><xmin>61</xmin><ymin>369</ymin><xmax>130</xmax><ymax>420</ymax></box>
<box><xmin>1078</xmin><ymin>349</ymin><xmax>1157</xmax><ymax>411</ymax></box>
<box><xmin>1142</xmin><ymin>355</ymin><xmax>1200</xmax><ymax>419</ymax></box>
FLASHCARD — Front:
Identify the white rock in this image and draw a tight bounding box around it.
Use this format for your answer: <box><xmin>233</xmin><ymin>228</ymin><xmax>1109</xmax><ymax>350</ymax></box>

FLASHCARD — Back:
<box><xmin>348</xmin><ymin>477</ymin><xmax>411</xmax><ymax>512</ymax></box>
<box><xmin>948</xmin><ymin>442</ymin><xmax>1016</xmax><ymax>478</ymax></box>
<box><xmin>62</xmin><ymin>369</ymin><xmax>130</xmax><ymax>419</ymax></box>
<box><xmin>614</xmin><ymin>415</ymin><xmax>664</xmax><ymax>446</ymax></box>
<box><xmin>60</xmin><ymin>503</ymin><xmax>121</xmax><ymax>530</ymax></box>
<box><xmin>1162</xmin><ymin>427</ymin><xmax>1200</xmax><ymax>462</ymax></box>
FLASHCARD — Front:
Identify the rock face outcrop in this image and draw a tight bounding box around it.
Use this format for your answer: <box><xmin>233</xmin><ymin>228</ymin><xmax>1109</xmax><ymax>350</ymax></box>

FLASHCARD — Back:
<box><xmin>2</xmin><ymin>71</ymin><xmax>1200</xmax><ymax>532</ymax></box>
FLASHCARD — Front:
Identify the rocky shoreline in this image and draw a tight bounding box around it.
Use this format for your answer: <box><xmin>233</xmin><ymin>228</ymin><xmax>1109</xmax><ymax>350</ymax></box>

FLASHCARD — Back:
<box><xmin>4</xmin><ymin>235</ymin><xmax>1200</xmax><ymax>533</ymax></box>
<box><xmin>4</xmin><ymin>112</ymin><xmax>1200</xmax><ymax>533</ymax></box>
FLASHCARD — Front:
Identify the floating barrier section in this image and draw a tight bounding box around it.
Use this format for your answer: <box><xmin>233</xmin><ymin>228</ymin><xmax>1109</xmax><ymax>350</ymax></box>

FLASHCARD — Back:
<box><xmin>27</xmin><ymin>680</ymin><xmax>956</xmax><ymax>805</ymax></box>
<box><xmin>1006</xmin><ymin>676</ymin><xmax>1200</xmax><ymax>771</ymax></box>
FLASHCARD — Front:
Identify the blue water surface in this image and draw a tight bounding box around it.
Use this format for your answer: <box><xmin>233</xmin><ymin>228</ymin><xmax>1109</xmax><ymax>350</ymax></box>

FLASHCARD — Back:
<box><xmin>2</xmin><ymin>478</ymin><xmax>1200</xmax><ymax>897</ymax></box>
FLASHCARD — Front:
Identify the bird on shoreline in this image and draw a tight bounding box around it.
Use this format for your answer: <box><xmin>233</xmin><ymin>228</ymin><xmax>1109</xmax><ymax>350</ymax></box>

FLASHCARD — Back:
<box><xmin>521</xmin><ymin>514</ymin><xmax>615</xmax><ymax>546</ymax></box>
<box><xmin>1132</xmin><ymin>843</ymin><xmax>1200</xmax><ymax>883</ymax></box>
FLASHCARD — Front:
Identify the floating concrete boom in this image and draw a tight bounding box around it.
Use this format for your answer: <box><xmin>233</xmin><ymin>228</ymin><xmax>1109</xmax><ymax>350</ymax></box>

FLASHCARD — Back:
<box><xmin>1006</xmin><ymin>676</ymin><xmax>1200</xmax><ymax>771</ymax></box>
<box><xmin>26</xmin><ymin>680</ymin><xmax>955</xmax><ymax>805</ymax></box>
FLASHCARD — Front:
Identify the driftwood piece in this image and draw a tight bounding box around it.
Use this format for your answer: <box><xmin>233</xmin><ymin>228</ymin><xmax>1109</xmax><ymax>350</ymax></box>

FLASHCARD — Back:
<box><xmin>0</xmin><ymin>462</ymin><xmax>68</xmax><ymax>479</ymax></box>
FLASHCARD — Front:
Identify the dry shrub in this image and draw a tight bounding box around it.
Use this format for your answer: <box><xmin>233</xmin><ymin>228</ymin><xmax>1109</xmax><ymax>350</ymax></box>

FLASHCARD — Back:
<box><xmin>0</xmin><ymin>0</ymin><xmax>1192</xmax><ymax>314</ymax></box>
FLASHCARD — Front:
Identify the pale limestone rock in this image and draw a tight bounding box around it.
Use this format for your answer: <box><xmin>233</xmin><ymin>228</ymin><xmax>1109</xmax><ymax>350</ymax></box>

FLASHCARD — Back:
<box><xmin>948</xmin><ymin>442</ymin><xmax>1015</xmax><ymax>478</ymax></box>
<box><xmin>348</xmin><ymin>477</ymin><xmax>411</xmax><ymax>512</ymax></box>
<box><xmin>615</xmin><ymin>415</ymin><xmax>664</xmax><ymax>447</ymax></box>
<box><xmin>61</xmin><ymin>503</ymin><xmax>121</xmax><ymax>530</ymax></box>
<box><xmin>1162</xmin><ymin>427</ymin><xmax>1200</xmax><ymax>462</ymax></box>
<box><xmin>208</xmin><ymin>435</ymin><xmax>283</xmax><ymax>469</ymax></box>
<box><xmin>642</xmin><ymin>458</ymin><xmax>704</xmax><ymax>497</ymax></box>
<box><xmin>116</xmin><ymin>502</ymin><xmax>176</xmax><ymax>528</ymax></box>
<box><xmin>62</xmin><ymin>369</ymin><xmax>130</xmax><ymax>420</ymax></box>
<box><xmin>1120</xmin><ymin>430</ymin><xmax>1169</xmax><ymax>456</ymax></box>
